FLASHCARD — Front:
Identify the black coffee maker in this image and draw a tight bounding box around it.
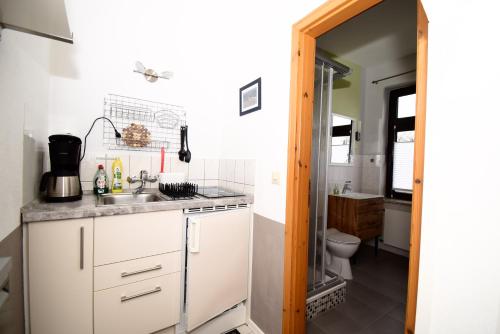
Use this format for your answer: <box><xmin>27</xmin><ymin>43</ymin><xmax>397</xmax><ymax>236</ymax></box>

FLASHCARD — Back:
<box><xmin>40</xmin><ymin>134</ymin><xmax>83</xmax><ymax>202</ymax></box>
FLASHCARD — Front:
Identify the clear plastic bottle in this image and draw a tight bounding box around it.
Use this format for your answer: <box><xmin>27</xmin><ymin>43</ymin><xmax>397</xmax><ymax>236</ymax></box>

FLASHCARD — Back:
<box><xmin>93</xmin><ymin>164</ymin><xmax>109</xmax><ymax>195</ymax></box>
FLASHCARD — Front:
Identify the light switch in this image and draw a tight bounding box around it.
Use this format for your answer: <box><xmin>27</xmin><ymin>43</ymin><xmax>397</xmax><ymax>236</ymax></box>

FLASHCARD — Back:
<box><xmin>272</xmin><ymin>171</ymin><xmax>280</xmax><ymax>185</ymax></box>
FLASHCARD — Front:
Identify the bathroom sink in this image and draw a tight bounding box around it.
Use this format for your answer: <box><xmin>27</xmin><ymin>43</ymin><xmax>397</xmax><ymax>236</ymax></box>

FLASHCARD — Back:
<box><xmin>96</xmin><ymin>193</ymin><xmax>164</xmax><ymax>206</ymax></box>
<box><xmin>335</xmin><ymin>192</ymin><xmax>383</xmax><ymax>200</ymax></box>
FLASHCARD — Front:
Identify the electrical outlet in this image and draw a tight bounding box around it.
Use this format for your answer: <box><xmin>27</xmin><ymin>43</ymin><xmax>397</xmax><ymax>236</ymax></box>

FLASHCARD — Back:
<box><xmin>272</xmin><ymin>171</ymin><xmax>280</xmax><ymax>185</ymax></box>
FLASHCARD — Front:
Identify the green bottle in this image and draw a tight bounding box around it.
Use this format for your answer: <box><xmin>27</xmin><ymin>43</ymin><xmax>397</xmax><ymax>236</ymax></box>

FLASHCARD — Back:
<box><xmin>93</xmin><ymin>164</ymin><xmax>109</xmax><ymax>195</ymax></box>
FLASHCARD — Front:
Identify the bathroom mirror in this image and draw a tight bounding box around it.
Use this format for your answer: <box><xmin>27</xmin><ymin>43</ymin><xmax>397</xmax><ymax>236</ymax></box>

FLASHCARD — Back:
<box><xmin>330</xmin><ymin>114</ymin><xmax>354</xmax><ymax>165</ymax></box>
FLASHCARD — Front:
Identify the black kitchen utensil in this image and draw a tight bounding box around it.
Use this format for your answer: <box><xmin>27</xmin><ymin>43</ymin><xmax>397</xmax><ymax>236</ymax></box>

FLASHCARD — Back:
<box><xmin>184</xmin><ymin>125</ymin><xmax>191</xmax><ymax>163</ymax></box>
<box><xmin>178</xmin><ymin>126</ymin><xmax>187</xmax><ymax>161</ymax></box>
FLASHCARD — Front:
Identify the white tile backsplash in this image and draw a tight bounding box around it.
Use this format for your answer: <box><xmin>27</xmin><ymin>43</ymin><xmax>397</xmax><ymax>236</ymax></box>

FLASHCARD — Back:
<box><xmin>130</xmin><ymin>154</ymin><xmax>152</xmax><ymax>188</ymax></box>
<box><xmin>188</xmin><ymin>158</ymin><xmax>205</xmax><ymax>181</ymax></box>
<box><xmin>204</xmin><ymin>159</ymin><xmax>219</xmax><ymax>179</ymax></box>
<box><xmin>328</xmin><ymin>155</ymin><xmax>362</xmax><ymax>194</ymax></box>
<box><xmin>80</xmin><ymin>153</ymin><xmax>255</xmax><ymax>195</ymax></box>
<box><xmin>151</xmin><ymin>154</ymin><xmax>169</xmax><ymax>176</ymax></box>
<box><xmin>232</xmin><ymin>182</ymin><xmax>245</xmax><ymax>193</ymax></box>
<box><xmin>224</xmin><ymin>159</ymin><xmax>236</xmax><ymax>182</ymax></box>
<box><xmin>80</xmin><ymin>154</ymin><xmax>103</xmax><ymax>182</ymax></box>
<box><xmin>204</xmin><ymin>179</ymin><xmax>219</xmax><ymax>187</ymax></box>
<box><xmin>218</xmin><ymin>159</ymin><xmax>227</xmax><ymax>181</ymax></box>
<box><xmin>81</xmin><ymin>181</ymin><xmax>93</xmax><ymax>192</ymax></box>
<box><xmin>235</xmin><ymin>160</ymin><xmax>245</xmax><ymax>184</ymax></box>
<box><xmin>244</xmin><ymin>159</ymin><xmax>256</xmax><ymax>186</ymax></box>
<box><xmin>244</xmin><ymin>184</ymin><xmax>254</xmax><ymax>195</ymax></box>
<box><xmin>171</xmin><ymin>157</ymin><xmax>188</xmax><ymax>177</ymax></box>
<box><xmin>129</xmin><ymin>155</ymin><xmax>151</xmax><ymax>176</ymax></box>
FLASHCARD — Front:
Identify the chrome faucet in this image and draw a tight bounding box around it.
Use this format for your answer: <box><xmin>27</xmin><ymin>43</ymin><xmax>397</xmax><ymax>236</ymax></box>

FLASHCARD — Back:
<box><xmin>127</xmin><ymin>170</ymin><xmax>158</xmax><ymax>194</ymax></box>
<box><xmin>342</xmin><ymin>180</ymin><xmax>352</xmax><ymax>194</ymax></box>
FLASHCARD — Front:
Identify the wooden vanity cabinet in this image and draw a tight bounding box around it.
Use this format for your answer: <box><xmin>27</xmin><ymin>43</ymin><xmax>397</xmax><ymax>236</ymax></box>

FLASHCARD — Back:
<box><xmin>327</xmin><ymin>195</ymin><xmax>384</xmax><ymax>242</ymax></box>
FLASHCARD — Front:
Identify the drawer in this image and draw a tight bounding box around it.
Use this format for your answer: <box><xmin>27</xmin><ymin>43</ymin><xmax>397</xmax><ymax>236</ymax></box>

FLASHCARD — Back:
<box><xmin>357</xmin><ymin>224</ymin><xmax>383</xmax><ymax>240</ymax></box>
<box><xmin>357</xmin><ymin>198</ymin><xmax>384</xmax><ymax>214</ymax></box>
<box><xmin>94</xmin><ymin>210</ymin><xmax>183</xmax><ymax>266</ymax></box>
<box><xmin>94</xmin><ymin>252</ymin><xmax>181</xmax><ymax>291</ymax></box>
<box><xmin>94</xmin><ymin>273</ymin><xmax>180</xmax><ymax>334</ymax></box>
<box><xmin>357</xmin><ymin>210</ymin><xmax>385</xmax><ymax>230</ymax></box>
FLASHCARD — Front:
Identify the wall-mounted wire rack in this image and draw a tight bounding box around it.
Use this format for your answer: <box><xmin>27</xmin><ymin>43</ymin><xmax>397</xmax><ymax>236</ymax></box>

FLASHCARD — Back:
<box><xmin>103</xmin><ymin>94</ymin><xmax>186</xmax><ymax>153</ymax></box>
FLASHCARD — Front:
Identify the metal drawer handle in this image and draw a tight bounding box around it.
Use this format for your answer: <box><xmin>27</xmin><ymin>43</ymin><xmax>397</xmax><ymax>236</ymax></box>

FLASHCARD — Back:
<box><xmin>121</xmin><ymin>264</ymin><xmax>162</xmax><ymax>278</ymax></box>
<box><xmin>80</xmin><ymin>227</ymin><xmax>84</xmax><ymax>270</ymax></box>
<box><xmin>121</xmin><ymin>286</ymin><xmax>161</xmax><ymax>302</ymax></box>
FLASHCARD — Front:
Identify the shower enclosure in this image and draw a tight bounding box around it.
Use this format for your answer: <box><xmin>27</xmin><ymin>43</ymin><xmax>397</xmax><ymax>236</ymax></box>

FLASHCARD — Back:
<box><xmin>307</xmin><ymin>54</ymin><xmax>351</xmax><ymax>297</ymax></box>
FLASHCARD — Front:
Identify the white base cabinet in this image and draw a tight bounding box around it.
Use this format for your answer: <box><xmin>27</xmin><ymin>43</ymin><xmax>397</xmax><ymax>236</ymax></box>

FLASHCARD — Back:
<box><xmin>27</xmin><ymin>218</ymin><xmax>93</xmax><ymax>334</ymax></box>
<box><xmin>25</xmin><ymin>207</ymin><xmax>250</xmax><ymax>334</ymax></box>
<box><xmin>94</xmin><ymin>272</ymin><xmax>181</xmax><ymax>334</ymax></box>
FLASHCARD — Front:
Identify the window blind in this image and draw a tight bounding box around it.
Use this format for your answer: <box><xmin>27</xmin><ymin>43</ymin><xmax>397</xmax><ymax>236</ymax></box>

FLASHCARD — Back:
<box><xmin>392</xmin><ymin>141</ymin><xmax>414</xmax><ymax>192</ymax></box>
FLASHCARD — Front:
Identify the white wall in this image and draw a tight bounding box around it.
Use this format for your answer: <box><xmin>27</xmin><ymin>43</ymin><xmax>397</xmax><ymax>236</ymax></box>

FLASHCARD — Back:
<box><xmin>0</xmin><ymin>29</ymin><xmax>50</xmax><ymax>241</ymax></box>
<box><xmin>416</xmin><ymin>1</ymin><xmax>500</xmax><ymax>333</ymax></box>
<box><xmin>360</xmin><ymin>53</ymin><xmax>416</xmax><ymax>195</ymax></box>
<box><xmin>356</xmin><ymin>54</ymin><xmax>415</xmax><ymax>256</ymax></box>
<box><xmin>327</xmin><ymin>156</ymin><xmax>363</xmax><ymax>193</ymax></box>
<box><xmin>213</xmin><ymin>1</ymin><xmax>325</xmax><ymax>222</ymax></box>
<box><xmin>48</xmin><ymin>0</ymin><xmax>226</xmax><ymax>159</ymax></box>
<box><xmin>47</xmin><ymin>0</ymin><xmax>324</xmax><ymax>223</ymax></box>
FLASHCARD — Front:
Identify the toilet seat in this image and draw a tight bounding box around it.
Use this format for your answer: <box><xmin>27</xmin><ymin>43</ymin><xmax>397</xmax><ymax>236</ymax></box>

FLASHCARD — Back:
<box><xmin>326</xmin><ymin>228</ymin><xmax>360</xmax><ymax>244</ymax></box>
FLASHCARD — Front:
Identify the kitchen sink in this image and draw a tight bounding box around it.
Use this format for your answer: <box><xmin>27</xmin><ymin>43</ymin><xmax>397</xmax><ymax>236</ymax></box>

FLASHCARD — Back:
<box><xmin>96</xmin><ymin>192</ymin><xmax>164</xmax><ymax>206</ymax></box>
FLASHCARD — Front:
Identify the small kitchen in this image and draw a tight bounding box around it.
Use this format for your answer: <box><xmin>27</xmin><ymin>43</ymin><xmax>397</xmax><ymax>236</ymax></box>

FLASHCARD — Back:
<box><xmin>0</xmin><ymin>0</ymin><xmax>266</xmax><ymax>333</ymax></box>
<box><xmin>23</xmin><ymin>139</ymin><xmax>256</xmax><ymax>334</ymax></box>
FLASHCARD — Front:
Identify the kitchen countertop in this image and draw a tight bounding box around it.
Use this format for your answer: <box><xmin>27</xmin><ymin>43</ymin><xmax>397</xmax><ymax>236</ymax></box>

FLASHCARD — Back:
<box><xmin>21</xmin><ymin>192</ymin><xmax>254</xmax><ymax>223</ymax></box>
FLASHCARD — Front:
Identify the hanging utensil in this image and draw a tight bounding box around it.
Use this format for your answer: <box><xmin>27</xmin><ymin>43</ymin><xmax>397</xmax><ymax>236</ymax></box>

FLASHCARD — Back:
<box><xmin>184</xmin><ymin>125</ymin><xmax>191</xmax><ymax>163</ymax></box>
<box><xmin>160</xmin><ymin>147</ymin><xmax>165</xmax><ymax>173</ymax></box>
<box><xmin>178</xmin><ymin>126</ymin><xmax>187</xmax><ymax>161</ymax></box>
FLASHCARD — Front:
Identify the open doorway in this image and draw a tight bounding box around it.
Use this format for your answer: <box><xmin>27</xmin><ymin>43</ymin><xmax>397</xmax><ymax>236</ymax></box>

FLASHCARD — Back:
<box><xmin>283</xmin><ymin>0</ymin><xmax>428</xmax><ymax>333</ymax></box>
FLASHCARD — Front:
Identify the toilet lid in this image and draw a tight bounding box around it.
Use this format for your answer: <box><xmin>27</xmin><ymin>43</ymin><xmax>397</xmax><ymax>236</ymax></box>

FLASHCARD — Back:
<box><xmin>326</xmin><ymin>229</ymin><xmax>361</xmax><ymax>244</ymax></box>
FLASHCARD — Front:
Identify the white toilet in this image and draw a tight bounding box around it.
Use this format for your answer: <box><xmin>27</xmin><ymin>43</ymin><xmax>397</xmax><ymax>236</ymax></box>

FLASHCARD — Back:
<box><xmin>325</xmin><ymin>228</ymin><xmax>361</xmax><ymax>280</ymax></box>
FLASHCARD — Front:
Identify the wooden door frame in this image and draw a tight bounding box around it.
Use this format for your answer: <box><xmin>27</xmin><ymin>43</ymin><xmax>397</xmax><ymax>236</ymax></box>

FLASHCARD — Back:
<box><xmin>282</xmin><ymin>1</ymin><xmax>429</xmax><ymax>333</ymax></box>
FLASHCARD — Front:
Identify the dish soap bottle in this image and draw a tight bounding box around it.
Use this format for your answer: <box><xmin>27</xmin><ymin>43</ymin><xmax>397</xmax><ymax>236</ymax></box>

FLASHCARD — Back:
<box><xmin>93</xmin><ymin>164</ymin><xmax>109</xmax><ymax>195</ymax></box>
<box><xmin>111</xmin><ymin>158</ymin><xmax>123</xmax><ymax>193</ymax></box>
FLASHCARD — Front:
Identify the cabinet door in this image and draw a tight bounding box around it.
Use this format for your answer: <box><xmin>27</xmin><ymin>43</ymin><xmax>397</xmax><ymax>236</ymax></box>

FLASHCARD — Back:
<box><xmin>28</xmin><ymin>218</ymin><xmax>93</xmax><ymax>334</ymax></box>
<box><xmin>186</xmin><ymin>208</ymin><xmax>250</xmax><ymax>331</ymax></box>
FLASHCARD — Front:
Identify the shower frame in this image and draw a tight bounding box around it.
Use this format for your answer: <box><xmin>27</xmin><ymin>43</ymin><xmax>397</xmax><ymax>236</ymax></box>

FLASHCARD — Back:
<box><xmin>307</xmin><ymin>59</ymin><xmax>347</xmax><ymax>295</ymax></box>
<box><xmin>282</xmin><ymin>1</ymin><xmax>429</xmax><ymax>333</ymax></box>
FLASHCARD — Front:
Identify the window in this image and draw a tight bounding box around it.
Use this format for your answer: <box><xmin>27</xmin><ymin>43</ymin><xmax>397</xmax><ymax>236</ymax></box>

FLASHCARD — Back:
<box><xmin>331</xmin><ymin>115</ymin><xmax>353</xmax><ymax>164</ymax></box>
<box><xmin>386</xmin><ymin>85</ymin><xmax>416</xmax><ymax>201</ymax></box>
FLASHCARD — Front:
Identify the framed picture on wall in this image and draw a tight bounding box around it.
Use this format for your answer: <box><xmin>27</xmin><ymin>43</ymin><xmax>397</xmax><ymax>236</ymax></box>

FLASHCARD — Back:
<box><xmin>239</xmin><ymin>77</ymin><xmax>261</xmax><ymax>116</ymax></box>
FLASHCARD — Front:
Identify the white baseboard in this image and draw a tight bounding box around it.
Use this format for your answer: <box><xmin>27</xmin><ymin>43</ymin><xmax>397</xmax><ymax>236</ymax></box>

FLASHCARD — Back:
<box><xmin>247</xmin><ymin>319</ymin><xmax>265</xmax><ymax>334</ymax></box>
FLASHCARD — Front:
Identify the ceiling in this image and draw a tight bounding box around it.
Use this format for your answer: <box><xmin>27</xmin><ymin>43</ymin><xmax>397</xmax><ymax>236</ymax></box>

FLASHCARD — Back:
<box><xmin>317</xmin><ymin>0</ymin><xmax>416</xmax><ymax>68</ymax></box>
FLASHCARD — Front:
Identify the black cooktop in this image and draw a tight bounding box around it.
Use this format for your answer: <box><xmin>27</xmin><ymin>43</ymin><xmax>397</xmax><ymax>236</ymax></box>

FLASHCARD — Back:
<box><xmin>196</xmin><ymin>186</ymin><xmax>245</xmax><ymax>198</ymax></box>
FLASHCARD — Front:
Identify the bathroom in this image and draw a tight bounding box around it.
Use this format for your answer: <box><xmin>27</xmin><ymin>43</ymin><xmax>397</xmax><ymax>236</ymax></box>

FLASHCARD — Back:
<box><xmin>306</xmin><ymin>0</ymin><xmax>416</xmax><ymax>332</ymax></box>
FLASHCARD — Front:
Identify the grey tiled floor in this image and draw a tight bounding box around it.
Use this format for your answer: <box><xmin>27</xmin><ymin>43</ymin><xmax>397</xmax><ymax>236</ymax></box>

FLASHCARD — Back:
<box><xmin>307</xmin><ymin>244</ymin><xmax>409</xmax><ymax>333</ymax></box>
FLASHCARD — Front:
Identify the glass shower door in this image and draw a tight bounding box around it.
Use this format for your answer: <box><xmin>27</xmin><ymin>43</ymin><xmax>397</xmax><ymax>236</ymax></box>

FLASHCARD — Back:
<box><xmin>307</xmin><ymin>63</ymin><xmax>333</xmax><ymax>292</ymax></box>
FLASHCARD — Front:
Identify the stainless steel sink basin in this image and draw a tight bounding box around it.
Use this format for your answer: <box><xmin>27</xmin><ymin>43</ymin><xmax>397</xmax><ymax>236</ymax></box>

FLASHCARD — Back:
<box><xmin>96</xmin><ymin>193</ymin><xmax>164</xmax><ymax>206</ymax></box>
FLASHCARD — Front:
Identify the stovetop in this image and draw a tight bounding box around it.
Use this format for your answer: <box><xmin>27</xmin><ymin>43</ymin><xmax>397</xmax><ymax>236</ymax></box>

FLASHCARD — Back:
<box><xmin>196</xmin><ymin>186</ymin><xmax>245</xmax><ymax>199</ymax></box>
